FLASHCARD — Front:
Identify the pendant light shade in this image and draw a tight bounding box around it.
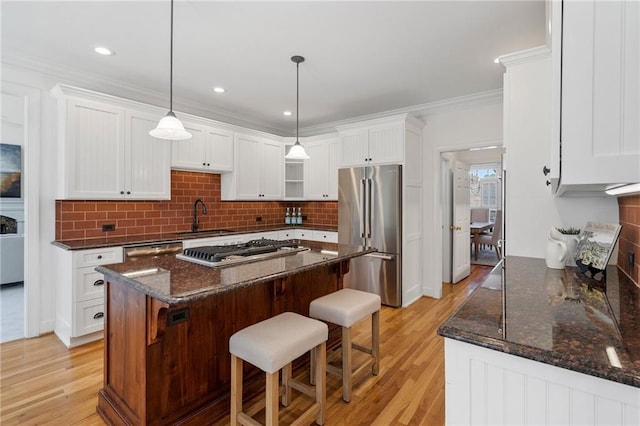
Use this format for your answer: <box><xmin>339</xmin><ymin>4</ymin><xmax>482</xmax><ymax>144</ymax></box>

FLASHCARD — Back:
<box><xmin>150</xmin><ymin>0</ymin><xmax>191</xmax><ymax>140</ymax></box>
<box><xmin>285</xmin><ymin>55</ymin><xmax>309</xmax><ymax>160</ymax></box>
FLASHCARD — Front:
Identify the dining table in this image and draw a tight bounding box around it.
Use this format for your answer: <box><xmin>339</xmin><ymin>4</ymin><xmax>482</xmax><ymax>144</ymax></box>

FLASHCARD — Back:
<box><xmin>470</xmin><ymin>221</ymin><xmax>495</xmax><ymax>260</ymax></box>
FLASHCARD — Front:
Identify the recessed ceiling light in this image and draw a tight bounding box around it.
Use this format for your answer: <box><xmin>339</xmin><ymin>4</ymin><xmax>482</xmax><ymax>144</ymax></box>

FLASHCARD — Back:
<box><xmin>283</xmin><ymin>111</ymin><xmax>292</xmax><ymax>116</ymax></box>
<box><xmin>94</xmin><ymin>46</ymin><xmax>114</xmax><ymax>56</ymax></box>
<box><xmin>212</xmin><ymin>87</ymin><xmax>225</xmax><ymax>93</ymax></box>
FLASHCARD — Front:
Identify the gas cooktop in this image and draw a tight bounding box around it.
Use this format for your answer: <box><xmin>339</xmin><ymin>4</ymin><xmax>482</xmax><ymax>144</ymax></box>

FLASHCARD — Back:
<box><xmin>176</xmin><ymin>239</ymin><xmax>308</xmax><ymax>268</ymax></box>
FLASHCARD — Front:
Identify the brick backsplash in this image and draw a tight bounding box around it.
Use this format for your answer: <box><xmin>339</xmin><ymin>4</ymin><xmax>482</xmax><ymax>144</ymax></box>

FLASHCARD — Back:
<box><xmin>617</xmin><ymin>194</ymin><xmax>639</xmax><ymax>285</ymax></box>
<box><xmin>56</xmin><ymin>170</ymin><xmax>337</xmax><ymax>240</ymax></box>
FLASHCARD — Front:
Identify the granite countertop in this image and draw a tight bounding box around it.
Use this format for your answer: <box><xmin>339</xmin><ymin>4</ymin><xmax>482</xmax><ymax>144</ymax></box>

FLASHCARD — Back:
<box><xmin>438</xmin><ymin>256</ymin><xmax>640</xmax><ymax>388</ymax></box>
<box><xmin>96</xmin><ymin>241</ymin><xmax>371</xmax><ymax>304</ymax></box>
<box><xmin>52</xmin><ymin>224</ymin><xmax>338</xmax><ymax>250</ymax></box>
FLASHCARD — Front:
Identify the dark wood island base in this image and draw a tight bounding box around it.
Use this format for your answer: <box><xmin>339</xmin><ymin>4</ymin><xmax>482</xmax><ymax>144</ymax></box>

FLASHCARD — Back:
<box><xmin>97</xmin><ymin>256</ymin><xmax>352</xmax><ymax>425</ymax></box>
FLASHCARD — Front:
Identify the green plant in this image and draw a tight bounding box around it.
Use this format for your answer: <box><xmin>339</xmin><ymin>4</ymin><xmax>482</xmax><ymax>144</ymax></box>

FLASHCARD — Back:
<box><xmin>557</xmin><ymin>227</ymin><xmax>581</xmax><ymax>235</ymax></box>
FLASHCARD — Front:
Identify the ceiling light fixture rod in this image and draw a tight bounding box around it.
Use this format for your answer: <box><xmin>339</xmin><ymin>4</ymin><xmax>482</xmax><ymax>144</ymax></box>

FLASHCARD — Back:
<box><xmin>285</xmin><ymin>55</ymin><xmax>310</xmax><ymax>160</ymax></box>
<box><xmin>149</xmin><ymin>0</ymin><xmax>192</xmax><ymax>140</ymax></box>
<box><xmin>169</xmin><ymin>0</ymin><xmax>174</xmax><ymax>112</ymax></box>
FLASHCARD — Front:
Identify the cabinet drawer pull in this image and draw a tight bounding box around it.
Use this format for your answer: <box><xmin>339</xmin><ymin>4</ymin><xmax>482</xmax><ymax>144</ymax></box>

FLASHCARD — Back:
<box><xmin>97</xmin><ymin>255</ymin><xmax>103</xmax><ymax>259</ymax></box>
<box><xmin>93</xmin><ymin>279</ymin><xmax>104</xmax><ymax>286</ymax></box>
<box><xmin>93</xmin><ymin>312</ymin><xmax>105</xmax><ymax>320</ymax></box>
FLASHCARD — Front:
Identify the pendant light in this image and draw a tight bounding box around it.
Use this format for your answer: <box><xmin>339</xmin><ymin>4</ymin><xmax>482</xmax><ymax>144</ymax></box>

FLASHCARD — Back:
<box><xmin>149</xmin><ymin>0</ymin><xmax>192</xmax><ymax>140</ymax></box>
<box><xmin>285</xmin><ymin>55</ymin><xmax>310</xmax><ymax>160</ymax></box>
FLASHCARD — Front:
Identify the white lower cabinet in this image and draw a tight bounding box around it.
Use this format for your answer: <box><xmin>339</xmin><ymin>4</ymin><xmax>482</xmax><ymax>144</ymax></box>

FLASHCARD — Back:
<box><xmin>55</xmin><ymin>246</ymin><xmax>123</xmax><ymax>348</ymax></box>
<box><xmin>278</xmin><ymin>229</ymin><xmax>336</xmax><ymax>242</ymax></box>
<box><xmin>311</xmin><ymin>230</ymin><xmax>338</xmax><ymax>243</ymax></box>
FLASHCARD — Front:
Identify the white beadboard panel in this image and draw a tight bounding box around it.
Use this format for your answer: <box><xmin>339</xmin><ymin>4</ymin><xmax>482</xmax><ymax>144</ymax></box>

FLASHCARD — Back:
<box><xmin>525</xmin><ymin>376</ymin><xmax>547</xmax><ymax>425</ymax></box>
<box><xmin>469</xmin><ymin>359</ymin><xmax>486</xmax><ymax>425</ymax></box>
<box><xmin>69</xmin><ymin>99</ymin><xmax>123</xmax><ymax>197</ymax></box>
<box><xmin>547</xmin><ymin>382</ymin><xmax>571</xmax><ymax>425</ymax></box>
<box><xmin>126</xmin><ymin>112</ymin><xmax>171</xmax><ymax>199</ymax></box>
<box><xmin>486</xmin><ymin>363</ymin><xmax>504</xmax><ymax>425</ymax></box>
<box><xmin>368</xmin><ymin>123</ymin><xmax>403</xmax><ymax>164</ymax></box>
<box><xmin>504</xmin><ymin>370</ymin><xmax>526</xmax><ymax>425</ymax></box>
<box><xmin>172</xmin><ymin>123</ymin><xmax>206</xmax><ymax>170</ymax></box>
<box><xmin>591</xmin><ymin>0</ymin><xmax>623</xmax><ymax>158</ymax></box>
<box><xmin>444</xmin><ymin>338</ymin><xmax>640</xmax><ymax>426</ymax></box>
<box><xmin>570</xmin><ymin>389</ymin><xmax>595</xmax><ymax>425</ymax></box>
<box><xmin>339</xmin><ymin>129</ymin><xmax>368</xmax><ymax>167</ymax></box>
<box><xmin>206</xmin><ymin>128</ymin><xmax>234</xmax><ymax>172</ymax></box>
<box><xmin>622</xmin><ymin>0</ymin><xmax>640</xmax><ymax>156</ymax></box>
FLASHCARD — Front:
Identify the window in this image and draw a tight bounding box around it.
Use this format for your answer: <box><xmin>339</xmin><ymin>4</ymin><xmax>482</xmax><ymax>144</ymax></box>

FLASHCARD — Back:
<box><xmin>469</xmin><ymin>164</ymin><xmax>499</xmax><ymax>208</ymax></box>
<box><xmin>481</xmin><ymin>178</ymin><xmax>498</xmax><ymax>208</ymax></box>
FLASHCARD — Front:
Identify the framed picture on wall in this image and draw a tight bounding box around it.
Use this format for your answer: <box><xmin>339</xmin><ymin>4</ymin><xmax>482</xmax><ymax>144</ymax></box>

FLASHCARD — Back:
<box><xmin>0</xmin><ymin>143</ymin><xmax>22</xmax><ymax>198</ymax></box>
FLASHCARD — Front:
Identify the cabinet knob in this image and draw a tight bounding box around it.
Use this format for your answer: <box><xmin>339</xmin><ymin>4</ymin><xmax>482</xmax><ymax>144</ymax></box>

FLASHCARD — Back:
<box><xmin>368</xmin><ymin>158</ymin><xmax>372</xmax><ymax>162</ymax></box>
<box><xmin>206</xmin><ymin>163</ymin><xmax>210</xmax><ymax>166</ymax></box>
<box><xmin>126</xmin><ymin>191</ymin><xmax>131</xmax><ymax>195</ymax></box>
<box><xmin>93</xmin><ymin>279</ymin><xmax>104</xmax><ymax>286</ymax></box>
<box><xmin>97</xmin><ymin>255</ymin><xmax>102</xmax><ymax>259</ymax></box>
<box><xmin>93</xmin><ymin>312</ymin><xmax>105</xmax><ymax>320</ymax></box>
<box><xmin>202</xmin><ymin>162</ymin><xmax>206</xmax><ymax>166</ymax></box>
<box><xmin>120</xmin><ymin>191</ymin><xmax>125</xmax><ymax>195</ymax></box>
<box><xmin>546</xmin><ymin>180</ymin><xmax>551</xmax><ymax>186</ymax></box>
<box><xmin>542</xmin><ymin>166</ymin><xmax>551</xmax><ymax>176</ymax></box>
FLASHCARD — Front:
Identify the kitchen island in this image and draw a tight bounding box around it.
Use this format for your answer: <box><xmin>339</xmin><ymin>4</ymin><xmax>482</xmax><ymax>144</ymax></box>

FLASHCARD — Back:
<box><xmin>438</xmin><ymin>257</ymin><xmax>640</xmax><ymax>425</ymax></box>
<box><xmin>95</xmin><ymin>241</ymin><xmax>372</xmax><ymax>425</ymax></box>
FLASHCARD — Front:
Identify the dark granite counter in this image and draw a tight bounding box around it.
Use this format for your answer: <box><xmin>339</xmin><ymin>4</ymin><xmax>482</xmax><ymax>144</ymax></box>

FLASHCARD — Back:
<box><xmin>438</xmin><ymin>256</ymin><xmax>640</xmax><ymax>388</ymax></box>
<box><xmin>52</xmin><ymin>225</ymin><xmax>337</xmax><ymax>250</ymax></box>
<box><xmin>96</xmin><ymin>241</ymin><xmax>371</xmax><ymax>304</ymax></box>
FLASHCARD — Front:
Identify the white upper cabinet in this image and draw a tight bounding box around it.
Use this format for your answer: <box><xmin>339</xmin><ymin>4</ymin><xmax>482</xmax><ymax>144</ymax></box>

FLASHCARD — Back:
<box><xmin>52</xmin><ymin>85</ymin><xmax>171</xmax><ymax>200</ymax></box>
<box><xmin>338</xmin><ymin>117</ymin><xmax>407</xmax><ymax>167</ymax></box>
<box><xmin>551</xmin><ymin>0</ymin><xmax>640</xmax><ymax>195</ymax></box>
<box><xmin>221</xmin><ymin>133</ymin><xmax>283</xmax><ymax>200</ymax></box>
<box><xmin>125</xmin><ymin>110</ymin><xmax>171</xmax><ymax>199</ymax></box>
<box><xmin>171</xmin><ymin>122</ymin><xmax>233</xmax><ymax>173</ymax></box>
<box><xmin>304</xmin><ymin>136</ymin><xmax>340</xmax><ymax>200</ymax></box>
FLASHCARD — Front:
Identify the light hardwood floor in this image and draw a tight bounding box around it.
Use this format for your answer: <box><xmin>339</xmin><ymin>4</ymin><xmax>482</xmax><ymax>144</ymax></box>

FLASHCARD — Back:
<box><xmin>0</xmin><ymin>266</ymin><xmax>491</xmax><ymax>425</ymax></box>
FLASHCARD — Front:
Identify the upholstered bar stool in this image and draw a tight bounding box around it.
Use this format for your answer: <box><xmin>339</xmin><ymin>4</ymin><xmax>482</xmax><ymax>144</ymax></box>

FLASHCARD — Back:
<box><xmin>229</xmin><ymin>312</ymin><xmax>328</xmax><ymax>426</ymax></box>
<box><xmin>309</xmin><ymin>288</ymin><xmax>381</xmax><ymax>402</ymax></box>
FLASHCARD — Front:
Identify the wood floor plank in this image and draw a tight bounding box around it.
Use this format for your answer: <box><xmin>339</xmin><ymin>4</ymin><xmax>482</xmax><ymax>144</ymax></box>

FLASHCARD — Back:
<box><xmin>0</xmin><ymin>265</ymin><xmax>491</xmax><ymax>425</ymax></box>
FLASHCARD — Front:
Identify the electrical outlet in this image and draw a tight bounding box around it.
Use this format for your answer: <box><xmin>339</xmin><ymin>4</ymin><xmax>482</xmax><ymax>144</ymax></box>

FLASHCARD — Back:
<box><xmin>628</xmin><ymin>251</ymin><xmax>635</xmax><ymax>269</ymax></box>
<box><xmin>255</xmin><ymin>216</ymin><xmax>262</xmax><ymax>222</ymax></box>
<box><xmin>102</xmin><ymin>224</ymin><xmax>116</xmax><ymax>232</ymax></box>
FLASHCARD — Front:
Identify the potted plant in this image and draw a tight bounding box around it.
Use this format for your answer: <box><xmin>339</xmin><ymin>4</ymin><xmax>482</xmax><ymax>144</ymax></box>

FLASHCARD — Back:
<box><xmin>557</xmin><ymin>227</ymin><xmax>581</xmax><ymax>267</ymax></box>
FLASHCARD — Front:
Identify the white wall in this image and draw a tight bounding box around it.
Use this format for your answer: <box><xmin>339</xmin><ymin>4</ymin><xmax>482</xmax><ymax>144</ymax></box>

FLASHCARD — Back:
<box><xmin>421</xmin><ymin>97</ymin><xmax>504</xmax><ymax>298</ymax></box>
<box><xmin>502</xmin><ymin>50</ymin><xmax>618</xmax><ymax>259</ymax></box>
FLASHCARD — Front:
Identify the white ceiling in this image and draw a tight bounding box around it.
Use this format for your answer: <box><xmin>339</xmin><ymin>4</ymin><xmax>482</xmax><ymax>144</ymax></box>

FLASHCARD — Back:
<box><xmin>1</xmin><ymin>1</ymin><xmax>547</xmax><ymax>136</ymax></box>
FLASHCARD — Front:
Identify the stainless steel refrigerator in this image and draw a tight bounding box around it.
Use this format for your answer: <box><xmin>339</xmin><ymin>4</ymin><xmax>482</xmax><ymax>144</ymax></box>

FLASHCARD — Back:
<box><xmin>338</xmin><ymin>165</ymin><xmax>402</xmax><ymax>307</ymax></box>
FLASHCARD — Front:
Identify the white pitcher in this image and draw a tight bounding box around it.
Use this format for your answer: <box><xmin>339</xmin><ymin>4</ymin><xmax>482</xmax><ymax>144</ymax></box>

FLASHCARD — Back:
<box><xmin>545</xmin><ymin>227</ymin><xmax>567</xmax><ymax>269</ymax></box>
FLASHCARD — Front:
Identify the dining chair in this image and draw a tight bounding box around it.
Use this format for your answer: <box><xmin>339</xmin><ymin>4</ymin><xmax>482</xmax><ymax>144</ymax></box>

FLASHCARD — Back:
<box><xmin>478</xmin><ymin>210</ymin><xmax>502</xmax><ymax>259</ymax></box>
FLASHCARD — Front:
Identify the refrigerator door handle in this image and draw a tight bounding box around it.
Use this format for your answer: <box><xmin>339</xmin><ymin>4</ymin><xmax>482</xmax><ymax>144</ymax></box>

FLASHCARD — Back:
<box><xmin>360</xmin><ymin>178</ymin><xmax>367</xmax><ymax>238</ymax></box>
<box><xmin>364</xmin><ymin>252</ymin><xmax>394</xmax><ymax>261</ymax></box>
<box><xmin>366</xmin><ymin>178</ymin><xmax>372</xmax><ymax>238</ymax></box>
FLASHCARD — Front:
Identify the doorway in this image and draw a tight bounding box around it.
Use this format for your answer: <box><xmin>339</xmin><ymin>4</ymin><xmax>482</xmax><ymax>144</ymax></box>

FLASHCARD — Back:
<box><xmin>1</xmin><ymin>82</ymin><xmax>40</xmax><ymax>342</ymax></box>
<box><xmin>441</xmin><ymin>146</ymin><xmax>504</xmax><ymax>285</ymax></box>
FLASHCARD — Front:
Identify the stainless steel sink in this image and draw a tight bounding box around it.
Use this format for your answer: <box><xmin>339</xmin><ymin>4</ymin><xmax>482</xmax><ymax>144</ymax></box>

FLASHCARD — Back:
<box><xmin>176</xmin><ymin>229</ymin><xmax>235</xmax><ymax>237</ymax></box>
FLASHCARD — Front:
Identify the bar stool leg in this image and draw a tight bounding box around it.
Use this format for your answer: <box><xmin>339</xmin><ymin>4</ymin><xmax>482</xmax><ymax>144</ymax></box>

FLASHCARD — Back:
<box><xmin>230</xmin><ymin>355</ymin><xmax>242</xmax><ymax>425</ymax></box>
<box><xmin>372</xmin><ymin>310</ymin><xmax>380</xmax><ymax>375</ymax></box>
<box><xmin>281</xmin><ymin>363</ymin><xmax>292</xmax><ymax>406</ymax></box>
<box><xmin>309</xmin><ymin>347</ymin><xmax>316</xmax><ymax>386</ymax></box>
<box><xmin>315</xmin><ymin>342</ymin><xmax>327</xmax><ymax>425</ymax></box>
<box><xmin>342</xmin><ymin>325</ymin><xmax>353</xmax><ymax>402</ymax></box>
<box><xmin>265</xmin><ymin>371</ymin><xmax>279</xmax><ymax>426</ymax></box>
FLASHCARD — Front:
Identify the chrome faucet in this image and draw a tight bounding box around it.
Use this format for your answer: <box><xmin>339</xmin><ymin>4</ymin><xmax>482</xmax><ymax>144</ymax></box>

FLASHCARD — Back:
<box><xmin>192</xmin><ymin>199</ymin><xmax>208</xmax><ymax>232</ymax></box>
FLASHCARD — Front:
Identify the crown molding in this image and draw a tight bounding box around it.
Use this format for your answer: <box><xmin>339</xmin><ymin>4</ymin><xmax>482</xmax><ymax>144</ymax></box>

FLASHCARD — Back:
<box><xmin>4</xmin><ymin>50</ymin><xmax>506</xmax><ymax>139</ymax></box>
<box><xmin>301</xmin><ymin>89</ymin><xmax>502</xmax><ymax>136</ymax></box>
<box><xmin>498</xmin><ymin>45</ymin><xmax>550</xmax><ymax>67</ymax></box>
<box><xmin>1</xmin><ymin>50</ymin><xmax>291</xmax><ymax>136</ymax></box>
